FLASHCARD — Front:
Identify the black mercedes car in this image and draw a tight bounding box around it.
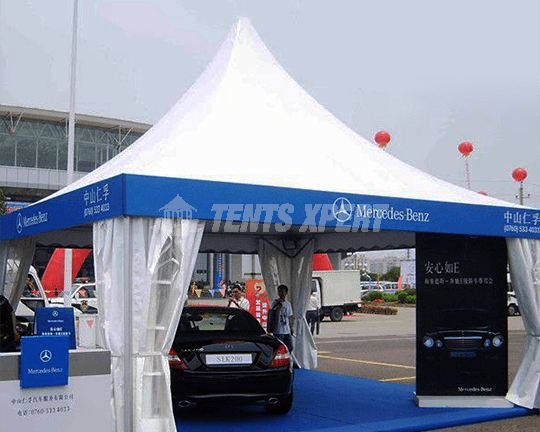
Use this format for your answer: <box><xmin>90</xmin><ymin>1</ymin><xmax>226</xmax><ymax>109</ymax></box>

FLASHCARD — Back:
<box><xmin>168</xmin><ymin>306</ymin><xmax>294</xmax><ymax>414</ymax></box>
<box><xmin>421</xmin><ymin>308</ymin><xmax>505</xmax><ymax>361</ymax></box>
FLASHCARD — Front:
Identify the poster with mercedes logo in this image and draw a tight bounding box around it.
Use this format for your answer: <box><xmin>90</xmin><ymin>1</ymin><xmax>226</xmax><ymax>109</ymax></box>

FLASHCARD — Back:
<box><xmin>35</xmin><ymin>307</ymin><xmax>76</xmax><ymax>349</ymax></box>
<box><xmin>416</xmin><ymin>233</ymin><xmax>508</xmax><ymax>397</ymax></box>
<box><xmin>20</xmin><ymin>336</ymin><xmax>69</xmax><ymax>388</ymax></box>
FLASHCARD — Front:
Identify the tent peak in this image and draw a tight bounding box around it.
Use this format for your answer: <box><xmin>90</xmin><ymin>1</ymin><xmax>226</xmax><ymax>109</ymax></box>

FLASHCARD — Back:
<box><xmin>232</xmin><ymin>16</ymin><xmax>257</xmax><ymax>40</ymax></box>
<box><xmin>226</xmin><ymin>16</ymin><xmax>280</xmax><ymax>67</ymax></box>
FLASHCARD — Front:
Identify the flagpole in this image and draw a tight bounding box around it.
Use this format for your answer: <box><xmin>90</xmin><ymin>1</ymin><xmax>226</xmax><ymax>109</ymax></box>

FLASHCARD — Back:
<box><xmin>67</xmin><ymin>0</ymin><xmax>78</xmax><ymax>184</ymax></box>
<box><xmin>65</xmin><ymin>0</ymin><xmax>78</xmax><ymax>307</ymax></box>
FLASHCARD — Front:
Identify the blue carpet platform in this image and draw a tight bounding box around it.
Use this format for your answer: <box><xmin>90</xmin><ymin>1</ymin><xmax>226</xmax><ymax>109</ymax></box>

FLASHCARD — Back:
<box><xmin>175</xmin><ymin>369</ymin><xmax>534</xmax><ymax>432</ymax></box>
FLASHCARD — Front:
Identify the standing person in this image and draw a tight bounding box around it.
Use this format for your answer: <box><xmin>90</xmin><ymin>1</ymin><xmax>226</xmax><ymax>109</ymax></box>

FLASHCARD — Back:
<box><xmin>269</xmin><ymin>285</ymin><xmax>294</xmax><ymax>353</ymax></box>
<box><xmin>306</xmin><ymin>289</ymin><xmax>321</xmax><ymax>335</ymax></box>
<box><xmin>0</xmin><ymin>294</ymin><xmax>18</xmax><ymax>352</ymax></box>
<box><xmin>227</xmin><ymin>284</ymin><xmax>250</xmax><ymax>311</ymax></box>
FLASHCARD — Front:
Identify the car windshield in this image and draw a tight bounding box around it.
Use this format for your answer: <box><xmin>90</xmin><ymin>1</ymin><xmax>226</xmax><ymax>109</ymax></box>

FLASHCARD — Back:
<box><xmin>435</xmin><ymin>309</ymin><xmax>491</xmax><ymax>330</ymax></box>
<box><xmin>56</xmin><ymin>285</ymin><xmax>97</xmax><ymax>299</ymax></box>
<box><xmin>75</xmin><ymin>285</ymin><xmax>96</xmax><ymax>299</ymax></box>
<box><xmin>178</xmin><ymin>307</ymin><xmax>265</xmax><ymax>334</ymax></box>
<box><xmin>21</xmin><ymin>275</ymin><xmax>41</xmax><ymax>298</ymax></box>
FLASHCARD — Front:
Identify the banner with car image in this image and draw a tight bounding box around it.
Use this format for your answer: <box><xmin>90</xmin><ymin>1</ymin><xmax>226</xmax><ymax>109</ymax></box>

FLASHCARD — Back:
<box><xmin>416</xmin><ymin>233</ymin><xmax>508</xmax><ymax>397</ymax></box>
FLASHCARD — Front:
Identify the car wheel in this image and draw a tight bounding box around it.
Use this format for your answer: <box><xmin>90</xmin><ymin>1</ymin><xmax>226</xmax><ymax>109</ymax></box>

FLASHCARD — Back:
<box><xmin>508</xmin><ymin>305</ymin><xmax>517</xmax><ymax>316</ymax></box>
<box><xmin>265</xmin><ymin>392</ymin><xmax>293</xmax><ymax>415</ymax></box>
<box><xmin>330</xmin><ymin>307</ymin><xmax>344</xmax><ymax>322</ymax></box>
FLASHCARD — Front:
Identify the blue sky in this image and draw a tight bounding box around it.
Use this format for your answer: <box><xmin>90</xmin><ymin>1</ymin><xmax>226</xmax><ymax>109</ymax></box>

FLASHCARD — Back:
<box><xmin>1</xmin><ymin>0</ymin><xmax>538</xmax><ymax>206</ymax></box>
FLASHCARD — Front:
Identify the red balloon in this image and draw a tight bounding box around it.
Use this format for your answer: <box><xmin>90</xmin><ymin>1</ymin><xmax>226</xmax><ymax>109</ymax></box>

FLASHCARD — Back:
<box><xmin>374</xmin><ymin>131</ymin><xmax>391</xmax><ymax>148</ymax></box>
<box><xmin>512</xmin><ymin>167</ymin><xmax>528</xmax><ymax>182</ymax></box>
<box><xmin>458</xmin><ymin>141</ymin><xmax>474</xmax><ymax>157</ymax></box>
<box><xmin>477</xmin><ymin>191</ymin><xmax>488</xmax><ymax>196</ymax></box>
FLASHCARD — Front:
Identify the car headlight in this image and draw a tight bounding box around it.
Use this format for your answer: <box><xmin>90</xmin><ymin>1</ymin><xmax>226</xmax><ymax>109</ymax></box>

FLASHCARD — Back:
<box><xmin>423</xmin><ymin>336</ymin><xmax>434</xmax><ymax>348</ymax></box>
<box><xmin>484</xmin><ymin>339</ymin><xmax>491</xmax><ymax>347</ymax></box>
<box><xmin>435</xmin><ymin>339</ymin><xmax>443</xmax><ymax>348</ymax></box>
<box><xmin>492</xmin><ymin>335</ymin><xmax>504</xmax><ymax>348</ymax></box>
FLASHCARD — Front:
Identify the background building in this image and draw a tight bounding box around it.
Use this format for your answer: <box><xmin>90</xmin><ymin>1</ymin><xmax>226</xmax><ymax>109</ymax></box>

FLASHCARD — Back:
<box><xmin>0</xmin><ymin>105</ymin><xmax>149</xmax><ymax>203</ymax></box>
<box><xmin>1</xmin><ymin>105</ymin><xmax>150</xmax><ymax>275</ymax></box>
<box><xmin>0</xmin><ymin>105</ymin><xmax>263</xmax><ymax>289</ymax></box>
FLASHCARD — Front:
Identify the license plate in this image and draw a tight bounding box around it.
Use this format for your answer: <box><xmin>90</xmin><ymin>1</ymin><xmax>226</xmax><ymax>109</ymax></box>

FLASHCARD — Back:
<box><xmin>450</xmin><ymin>351</ymin><xmax>477</xmax><ymax>359</ymax></box>
<box><xmin>205</xmin><ymin>354</ymin><xmax>253</xmax><ymax>365</ymax></box>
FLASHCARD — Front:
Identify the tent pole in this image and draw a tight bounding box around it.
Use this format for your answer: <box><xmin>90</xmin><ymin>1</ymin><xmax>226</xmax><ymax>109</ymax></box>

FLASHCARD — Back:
<box><xmin>63</xmin><ymin>249</ymin><xmax>72</xmax><ymax>306</ymax></box>
<box><xmin>123</xmin><ymin>217</ymin><xmax>134</xmax><ymax>431</ymax></box>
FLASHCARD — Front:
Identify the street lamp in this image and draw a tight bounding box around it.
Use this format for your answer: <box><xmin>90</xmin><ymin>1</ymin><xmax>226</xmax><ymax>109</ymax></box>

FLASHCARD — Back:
<box><xmin>511</xmin><ymin>167</ymin><xmax>529</xmax><ymax>205</ymax></box>
<box><xmin>458</xmin><ymin>141</ymin><xmax>474</xmax><ymax>189</ymax></box>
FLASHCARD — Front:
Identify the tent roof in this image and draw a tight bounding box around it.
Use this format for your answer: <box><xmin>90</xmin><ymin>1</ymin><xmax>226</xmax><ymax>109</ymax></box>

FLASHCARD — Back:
<box><xmin>40</xmin><ymin>18</ymin><xmax>514</xmax><ymax>208</ymax></box>
<box><xmin>1</xmin><ymin>18</ymin><xmax>539</xmax><ymax>247</ymax></box>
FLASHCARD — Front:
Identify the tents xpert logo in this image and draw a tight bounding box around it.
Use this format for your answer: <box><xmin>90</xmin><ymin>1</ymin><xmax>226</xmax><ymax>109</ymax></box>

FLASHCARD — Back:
<box><xmin>209</xmin><ymin>199</ymin><xmax>388</xmax><ymax>233</ymax></box>
<box><xmin>160</xmin><ymin>195</ymin><xmax>197</xmax><ymax>219</ymax></box>
<box><xmin>332</xmin><ymin>197</ymin><xmax>353</xmax><ymax>223</ymax></box>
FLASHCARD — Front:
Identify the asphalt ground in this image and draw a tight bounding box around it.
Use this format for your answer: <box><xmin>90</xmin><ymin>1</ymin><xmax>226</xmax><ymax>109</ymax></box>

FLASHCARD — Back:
<box><xmin>313</xmin><ymin>307</ymin><xmax>539</xmax><ymax>431</ymax></box>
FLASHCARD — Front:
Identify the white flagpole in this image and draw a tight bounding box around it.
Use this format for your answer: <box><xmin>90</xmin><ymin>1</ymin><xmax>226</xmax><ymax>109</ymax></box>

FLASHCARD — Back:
<box><xmin>65</xmin><ymin>0</ymin><xmax>78</xmax><ymax>307</ymax></box>
<box><xmin>67</xmin><ymin>0</ymin><xmax>78</xmax><ymax>185</ymax></box>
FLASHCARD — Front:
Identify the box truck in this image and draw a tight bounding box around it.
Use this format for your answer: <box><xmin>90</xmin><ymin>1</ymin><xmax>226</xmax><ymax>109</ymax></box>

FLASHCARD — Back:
<box><xmin>311</xmin><ymin>270</ymin><xmax>362</xmax><ymax>322</ymax></box>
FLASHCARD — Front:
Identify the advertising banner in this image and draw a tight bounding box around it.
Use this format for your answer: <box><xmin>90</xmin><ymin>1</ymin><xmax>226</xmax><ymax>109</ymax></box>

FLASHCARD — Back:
<box><xmin>2</xmin><ymin>174</ymin><xmax>540</xmax><ymax>242</ymax></box>
<box><xmin>214</xmin><ymin>253</ymin><xmax>224</xmax><ymax>292</ymax></box>
<box><xmin>35</xmin><ymin>308</ymin><xmax>76</xmax><ymax>349</ymax></box>
<box><xmin>3</xmin><ymin>202</ymin><xmax>30</xmax><ymax>213</ymax></box>
<box><xmin>20</xmin><ymin>336</ymin><xmax>69</xmax><ymax>388</ymax></box>
<box><xmin>122</xmin><ymin>175</ymin><xmax>540</xmax><ymax>240</ymax></box>
<box><xmin>0</xmin><ymin>175</ymin><xmax>124</xmax><ymax>241</ymax></box>
<box><xmin>416</xmin><ymin>233</ymin><xmax>508</xmax><ymax>396</ymax></box>
<box><xmin>245</xmin><ymin>279</ymin><xmax>271</xmax><ymax>329</ymax></box>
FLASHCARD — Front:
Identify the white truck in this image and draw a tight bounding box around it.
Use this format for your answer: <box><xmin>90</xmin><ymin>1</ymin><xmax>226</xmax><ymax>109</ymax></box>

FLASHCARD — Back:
<box><xmin>311</xmin><ymin>270</ymin><xmax>362</xmax><ymax>322</ymax></box>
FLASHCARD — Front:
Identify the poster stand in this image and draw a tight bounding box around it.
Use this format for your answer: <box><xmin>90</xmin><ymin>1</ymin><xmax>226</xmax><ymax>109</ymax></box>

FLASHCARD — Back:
<box><xmin>415</xmin><ymin>394</ymin><xmax>514</xmax><ymax>408</ymax></box>
<box><xmin>415</xmin><ymin>233</ymin><xmax>509</xmax><ymax>408</ymax></box>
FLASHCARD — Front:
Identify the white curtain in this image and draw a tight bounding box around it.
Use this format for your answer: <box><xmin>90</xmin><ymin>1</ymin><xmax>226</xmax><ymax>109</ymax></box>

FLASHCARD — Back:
<box><xmin>0</xmin><ymin>236</ymin><xmax>35</xmax><ymax>305</ymax></box>
<box><xmin>93</xmin><ymin>216</ymin><xmax>205</xmax><ymax>432</ymax></box>
<box><xmin>258</xmin><ymin>238</ymin><xmax>317</xmax><ymax>369</ymax></box>
<box><xmin>506</xmin><ymin>237</ymin><xmax>540</xmax><ymax>409</ymax></box>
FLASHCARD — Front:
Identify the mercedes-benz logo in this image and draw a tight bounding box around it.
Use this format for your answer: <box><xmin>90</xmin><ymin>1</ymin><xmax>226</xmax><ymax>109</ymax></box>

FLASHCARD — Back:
<box><xmin>332</xmin><ymin>197</ymin><xmax>353</xmax><ymax>223</ymax></box>
<box><xmin>40</xmin><ymin>349</ymin><xmax>53</xmax><ymax>363</ymax></box>
<box><xmin>225</xmin><ymin>344</ymin><xmax>234</xmax><ymax>351</ymax></box>
<box><xmin>16</xmin><ymin>213</ymin><xmax>23</xmax><ymax>234</ymax></box>
<box><xmin>52</xmin><ymin>310</ymin><xmax>59</xmax><ymax>318</ymax></box>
